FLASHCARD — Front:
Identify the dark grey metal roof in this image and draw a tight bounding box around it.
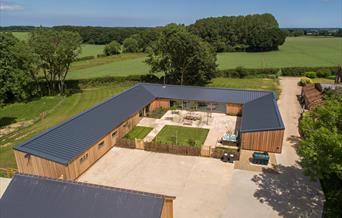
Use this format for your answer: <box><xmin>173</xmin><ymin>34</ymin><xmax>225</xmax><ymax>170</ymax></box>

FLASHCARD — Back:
<box><xmin>240</xmin><ymin>93</ymin><xmax>285</xmax><ymax>132</ymax></box>
<box><xmin>16</xmin><ymin>84</ymin><xmax>155</xmax><ymax>165</ymax></box>
<box><xmin>141</xmin><ymin>83</ymin><xmax>270</xmax><ymax>104</ymax></box>
<box><xmin>0</xmin><ymin>174</ymin><xmax>166</xmax><ymax>218</ymax></box>
<box><xmin>16</xmin><ymin>83</ymin><xmax>284</xmax><ymax>164</ymax></box>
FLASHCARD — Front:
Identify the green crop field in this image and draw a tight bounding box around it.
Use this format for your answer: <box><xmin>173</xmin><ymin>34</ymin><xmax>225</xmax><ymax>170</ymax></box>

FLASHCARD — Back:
<box><xmin>154</xmin><ymin>125</ymin><xmax>209</xmax><ymax>147</ymax></box>
<box><xmin>68</xmin><ymin>36</ymin><xmax>342</xmax><ymax>79</ymax></box>
<box><xmin>9</xmin><ymin>32</ymin><xmax>342</xmax><ymax>79</ymax></box>
<box><xmin>217</xmin><ymin>37</ymin><xmax>342</xmax><ymax>69</ymax></box>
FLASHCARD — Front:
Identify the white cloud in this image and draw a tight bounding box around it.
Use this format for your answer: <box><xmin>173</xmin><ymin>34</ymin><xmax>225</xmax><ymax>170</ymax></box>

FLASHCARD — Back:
<box><xmin>0</xmin><ymin>1</ymin><xmax>23</xmax><ymax>11</ymax></box>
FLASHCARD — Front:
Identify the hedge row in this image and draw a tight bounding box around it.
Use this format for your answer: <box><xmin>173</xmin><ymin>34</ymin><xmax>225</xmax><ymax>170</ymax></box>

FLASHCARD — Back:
<box><xmin>217</xmin><ymin>66</ymin><xmax>338</xmax><ymax>78</ymax></box>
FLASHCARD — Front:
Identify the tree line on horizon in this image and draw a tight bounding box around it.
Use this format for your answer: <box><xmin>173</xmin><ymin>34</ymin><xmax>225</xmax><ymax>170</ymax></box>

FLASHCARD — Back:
<box><xmin>1</xmin><ymin>14</ymin><xmax>289</xmax><ymax>52</ymax></box>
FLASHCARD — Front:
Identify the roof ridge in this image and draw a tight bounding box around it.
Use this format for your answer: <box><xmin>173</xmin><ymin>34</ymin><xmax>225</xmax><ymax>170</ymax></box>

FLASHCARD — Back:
<box><xmin>16</xmin><ymin>84</ymin><xmax>143</xmax><ymax>150</ymax></box>
<box><xmin>14</xmin><ymin>173</ymin><xmax>175</xmax><ymax>200</ymax></box>
<box><xmin>140</xmin><ymin>82</ymin><xmax>273</xmax><ymax>94</ymax></box>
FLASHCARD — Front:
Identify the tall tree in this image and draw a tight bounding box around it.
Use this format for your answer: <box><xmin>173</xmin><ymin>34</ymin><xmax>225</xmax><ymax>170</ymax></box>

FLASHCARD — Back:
<box><xmin>146</xmin><ymin>24</ymin><xmax>217</xmax><ymax>86</ymax></box>
<box><xmin>0</xmin><ymin>33</ymin><xmax>36</xmax><ymax>103</ymax></box>
<box><xmin>299</xmin><ymin>93</ymin><xmax>342</xmax><ymax>180</ymax></box>
<box><xmin>29</xmin><ymin>28</ymin><xmax>81</xmax><ymax>95</ymax></box>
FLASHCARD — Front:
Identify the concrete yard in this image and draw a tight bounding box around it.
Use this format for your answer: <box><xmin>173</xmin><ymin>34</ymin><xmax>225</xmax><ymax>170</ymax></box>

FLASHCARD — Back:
<box><xmin>78</xmin><ymin>148</ymin><xmax>234</xmax><ymax>218</ymax></box>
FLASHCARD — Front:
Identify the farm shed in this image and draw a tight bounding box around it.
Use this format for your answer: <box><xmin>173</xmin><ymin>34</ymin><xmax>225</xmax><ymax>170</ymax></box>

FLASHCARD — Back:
<box><xmin>0</xmin><ymin>174</ymin><xmax>175</xmax><ymax>218</ymax></box>
<box><xmin>15</xmin><ymin>83</ymin><xmax>284</xmax><ymax>179</ymax></box>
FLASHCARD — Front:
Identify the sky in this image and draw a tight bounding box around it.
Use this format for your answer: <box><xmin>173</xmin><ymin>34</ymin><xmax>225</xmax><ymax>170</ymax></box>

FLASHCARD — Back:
<box><xmin>0</xmin><ymin>0</ymin><xmax>341</xmax><ymax>28</ymax></box>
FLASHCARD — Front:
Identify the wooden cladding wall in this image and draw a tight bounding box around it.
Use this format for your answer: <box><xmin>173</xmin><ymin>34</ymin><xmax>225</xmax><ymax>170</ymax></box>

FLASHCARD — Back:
<box><xmin>65</xmin><ymin>112</ymin><xmax>140</xmax><ymax>180</ymax></box>
<box><xmin>226</xmin><ymin>103</ymin><xmax>242</xmax><ymax>116</ymax></box>
<box><xmin>240</xmin><ymin>129</ymin><xmax>284</xmax><ymax>153</ymax></box>
<box><xmin>149</xmin><ymin>99</ymin><xmax>170</xmax><ymax>112</ymax></box>
<box><xmin>15</xmin><ymin>113</ymin><xmax>141</xmax><ymax>180</ymax></box>
<box><xmin>161</xmin><ymin>198</ymin><xmax>175</xmax><ymax>218</ymax></box>
<box><xmin>14</xmin><ymin>150</ymin><xmax>65</xmax><ymax>179</ymax></box>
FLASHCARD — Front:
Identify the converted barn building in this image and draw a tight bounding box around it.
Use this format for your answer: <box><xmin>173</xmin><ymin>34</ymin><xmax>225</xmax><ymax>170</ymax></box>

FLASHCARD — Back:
<box><xmin>14</xmin><ymin>83</ymin><xmax>284</xmax><ymax>180</ymax></box>
<box><xmin>0</xmin><ymin>174</ymin><xmax>174</xmax><ymax>218</ymax></box>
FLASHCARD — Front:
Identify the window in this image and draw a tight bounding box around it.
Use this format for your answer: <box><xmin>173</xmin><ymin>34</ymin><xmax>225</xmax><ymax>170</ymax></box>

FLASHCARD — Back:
<box><xmin>98</xmin><ymin>141</ymin><xmax>105</xmax><ymax>149</ymax></box>
<box><xmin>80</xmin><ymin>153</ymin><xmax>88</xmax><ymax>164</ymax></box>
<box><xmin>111</xmin><ymin>131</ymin><xmax>117</xmax><ymax>140</ymax></box>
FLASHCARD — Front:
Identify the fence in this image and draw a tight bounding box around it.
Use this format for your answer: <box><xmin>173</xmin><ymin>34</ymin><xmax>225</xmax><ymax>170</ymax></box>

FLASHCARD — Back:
<box><xmin>116</xmin><ymin>138</ymin><xmax>240</xmax><ymax>160</ymax></box>
<box><xmin>0</xmin><ymin>168</ymin><xmax>17</xmax><ymax>178</ymax></box>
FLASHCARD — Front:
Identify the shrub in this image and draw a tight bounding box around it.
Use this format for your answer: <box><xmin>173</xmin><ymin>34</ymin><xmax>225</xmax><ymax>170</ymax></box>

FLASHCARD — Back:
<box><xmin>123</xmin><ymin>37</ymin><xmax>139</xmax><ymax>53</ymax></box>
<box><xmin>104</xmin><ymin>40</ymin><xmax>121</xmax><ymax>56</ymax></box>
<box><xmin>304</xmin><ymin>71</ymin><xmax>317</xmax><ymax>78</ymax></box>
<box><xmin>317</xmin><ymin>68</ymin><xmax>331</xmax><ymax>78</ymax></box>
<box><xmin>298</xmin><ymin>77</ymin><xmax>313</xmax><ymax>86</ymax></box>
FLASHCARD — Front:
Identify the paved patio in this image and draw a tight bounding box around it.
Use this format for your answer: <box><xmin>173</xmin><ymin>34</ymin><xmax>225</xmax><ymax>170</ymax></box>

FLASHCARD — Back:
<box><xmin>137</xmin><ymin>110</ymin><xmax>239</xmax><ymax>149</ymax></box>
<box><xmin>78</xmin><ymin>147</ymin><xmax>234</xmax><ymax>218</ymax></box>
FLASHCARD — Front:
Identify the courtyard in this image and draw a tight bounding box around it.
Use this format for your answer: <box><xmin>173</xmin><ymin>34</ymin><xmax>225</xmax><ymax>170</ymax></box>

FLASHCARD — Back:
<box><xmin>137</xmin><ymin>109</ymin><xmax>240</xmax><ymax>150</ymax></box>
<box><xmin>78</xmin><ymin>147</ymin><xmax>234</xmax><ymax>218</ymax></box>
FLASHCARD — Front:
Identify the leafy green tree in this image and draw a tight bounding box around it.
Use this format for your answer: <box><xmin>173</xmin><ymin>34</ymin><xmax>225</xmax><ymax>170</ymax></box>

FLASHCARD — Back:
<box><xmin>299</xmin><ymin>93</ymin><xmax>342</xmax><ymax>216</ymax></box>
<box><xmin>29</xmin><ymin>28</ymin><xmax>81</xmax><ymax>95</ymax></box>
<box><xmin>299</xmin><ymin>93</ymin><xmax>342</xmax><ymax>180</ymax></box>
<box><xmin>104</xmin><ymin>40</ymin><xmax>121</xmax><ymax>55</ymax></box>
<box><xmin>123</xmin><ymin>37</ymin><xmax>139</xmax><ymax>53</ymax></box>
<box><xmin>0</xmin><ymin>33</ymin><xmax>36</xmax><ymax>103</ymax></box>
<box><xmin>146</xmin><ymin>24</ymin><xmax>217</xmax><ymax>86</ymax></box>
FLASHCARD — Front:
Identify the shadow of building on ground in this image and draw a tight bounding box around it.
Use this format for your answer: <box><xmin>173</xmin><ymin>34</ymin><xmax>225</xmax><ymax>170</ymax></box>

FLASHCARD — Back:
<box><xmin>252</xmin><ymin>165</ymin><xmax>324</xmax><ymax>218</ymax></box>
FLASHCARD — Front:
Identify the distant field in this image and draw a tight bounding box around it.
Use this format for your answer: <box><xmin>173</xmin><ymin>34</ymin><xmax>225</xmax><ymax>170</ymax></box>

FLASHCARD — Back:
<box><xmin>69</xmin><ymin>36</ymin><xmax>341</xmax><ymax>79</ymax></box>
<box><xmin>217</xmin><ymin>37</ymin><xmax>342</xmax><ymax>69</ymax></box>
<box><xmin>68</xmin><ymin>54</ymin><xmax>148</xmax><ymax>79</ymax></box>
<box><xmin>79</xmin><ymin>44</ymin><xmax>105</xmax><ymax>57</ymax></box>
<box><xmin>10</xmin><ymin>32</ymin><xmax>342</xmax><ymax>78</ymax></box>
<box><xmin>11</xmin><ymin>31</ymin><xmax>104</xmax><ymax>58</ymax></box>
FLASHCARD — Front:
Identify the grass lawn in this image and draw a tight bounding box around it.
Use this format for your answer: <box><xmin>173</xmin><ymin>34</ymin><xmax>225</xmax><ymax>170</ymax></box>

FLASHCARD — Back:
<box><xmin>209</xmin><ymin>77</ymin><xmax>281</xmax><ymax>97</ymax></box>
<box><xmin>124</xmin><ymin>126</ymin><xmax>153</xmax><ymax>140</ymax></box>
<box><xmin>79</xmin><ymin>44</ymin><xmax>105</xmax><ymax>58</ymax></box>
<box><xmin>0</xmin><ymin>96</ymin><xmax>64</xmax><ymax>127</ymax></box>
<box><xmin>0</xmin><ymin>82</ymin><xmax>135</xmax><ymax>169</ymax></box>
<box><xmin>154</xmin><ymin>125</ymin><xmax>209</xmax><ymax>147</ymax></box>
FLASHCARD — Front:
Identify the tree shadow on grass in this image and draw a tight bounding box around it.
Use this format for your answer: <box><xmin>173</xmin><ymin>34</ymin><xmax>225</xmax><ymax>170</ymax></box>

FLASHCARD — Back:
<box><xmin>0</xmin><ymin>117</ymin><xmax>17</xmax><ymax>128</ymax></box>
<box><xmin>252</xmin><ymin>165</ymin><xmax>324</xmax><ymax>218</ymax></box>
